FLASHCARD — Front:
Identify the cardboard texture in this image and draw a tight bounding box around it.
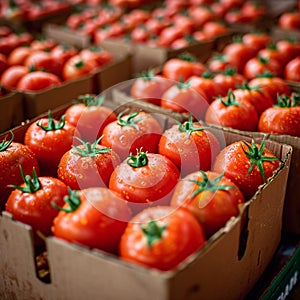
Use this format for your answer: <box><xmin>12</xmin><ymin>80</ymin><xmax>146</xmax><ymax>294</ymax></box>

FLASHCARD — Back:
<box><xmin>0</xmin><ymin>105</ymin><xmax>292</xmax><ymax>299</ymax></box>
<box><xmin>0</xmin><ymin>91</ymin><xmax>24</xmax><ymax>133</ymax></box>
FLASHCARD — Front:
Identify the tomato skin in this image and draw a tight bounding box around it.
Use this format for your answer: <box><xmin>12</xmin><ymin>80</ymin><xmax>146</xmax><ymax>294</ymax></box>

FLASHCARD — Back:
<box><xmin>52</xmin><ymin>187</ymin><xmax>132</xmax><ymax>254</ymax></box>
<box><xmin>5</xmin><ymin>176</ymin><xmax>68</xmax><ymax>237</ymax></box>
<box><xmin>258</xmin><ymin>106</ymin><xmax>300</xmax><ymax>137</ymax></box>
<box><xmin>0</xmin><ymin>142</ymin><xmax>39</xmax><ymax>209</ymax></box>
<box><xmin>276</xmin><ymin>39</ymin><xmax>300</xmax><ymax>62</ymax></box>
<box><xmin>0</xmin><ymin>53</ymin><xmax>8</xmax><ymax>74</ymax></box>
<box><xmin>158</xmin><ymin>123</ymin><xmax>220</xmax><ymax>177</ymax></box>
<box><xmin>284</xmin><ymin>56</ymin><xmax>300</xmax><ymax>82</ymax></box>
<box><xmin>24</xmin><ymin>117</ymin><xmax>77</xmax><ymax>176</ymax></box>
<box><xmin>79</xmin><ymin>47</ymin><xmax>113</xmax><ymax>68</ymax></box>
<box><xmin>109</xmin><ymin>152</ymin><xmax>180</xmax><ymax>206</ymax></box>
<box><xmin>171</xmin><ymin>171</ymin><xmax>244</xmax><ymax>237</ymax></box>
<box><xmin>119</xmin><ymin>206</ymin><xmax>206</xmax><ymax>271</ymax></box>
<box><xmin>213</xmin><ymin>140</ymin><xmax>280</xmax><ymax>200</ymax></box>
<box><xmin>16</xmin><ymin>71</ymin><xmax>62</xmax><ymax>91</ymax></box>
<box><xmin>278</xmin><ymin>12</ymin><xmax>300</xmax><ymax>30</ymax></box>
<box><xmin>51</xmin><ymin>44</ymin><xmax>79</xmax><ymax>65</ymax></box>
<box><xmin>58</xmin><ymin>144</ymin><xmax>120</xmax><ymax>190</ymax></box>
<box><xmin>7</xmin><ymin>46</ymin><xmax>32</xmax><ymax>66</ymax></box>
<box><xmin>242</xmin><ymin>32</ymin><xmax>271</xmax><ymax>52</ymax></box>
<box><xmin>207</xmin><ymin>54</ymin><xmax>232</xmax><ymax>73</ymax></box>
<box><xmin>101</xmin><ymin>111</ymin><xmax>162</xmax><ymax>161</ymax></box>
<box><xmin>0</xmin><ymin>65</ymin><xmax>28</xmax><ymax>89</ymax></box>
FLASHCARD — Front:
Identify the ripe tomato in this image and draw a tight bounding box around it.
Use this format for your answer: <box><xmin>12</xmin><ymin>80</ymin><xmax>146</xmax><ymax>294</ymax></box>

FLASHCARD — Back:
<box><xmin>162</xmin><ymin>54</ymin><xmax>206</xmax><ymax>82</ymax></box>
<box><xmin>188</xmin><ymin>5</ymin><xmax>216</xmax><ymax>27</ymax></box>
<box><xmin>30</xmin><ymin>38</ymin><xmax>57</xmax><ymax>52</ymax></box>
<box><xmin>158</xmin><ymin>117</ymin><xmax>220</xmax><ymax>176</ymax></box>
<box><xmin>5</xmin><ymin>167</ymin><xmax>68</xmax><ymax>237</ymax></box>
<box><xmin>52</xmin><ymin>187</ymin><xmax>132</xmax><ymax>254</ymax></box>
<box><xmin>207</xmin><ymin>53</ymin><xmax>232</xmax><ymax>73</ymax></box>
<box><xmin>258</xmin><ymin>93</ymin><xmax>300</xmax><ymax>137</ymax></box>
<box><xmin>202</xmin><ymin>21</ymin><xmax>229</xmax><ymax>39</ymax></box>
<box><xmin>130</xmin><ymin>70</ymin><xmax>173</xmax><ymax>105</ymax></box>
<box><xmin>58</xmin><ymin>137</ymin><xmax>120</xmax><ymax>190</ymax></box>
<box><xmin>213</xmin><ymin>139</ymin><xmax>281</xmax><ymax>199</ymax></box>
<box><xmin>7</xmin><ymin>46</ymin><xmax>32</xmax><ymax>66</ymax></box>
<box><xmin>0</xmin><ymin>53</ymin><xmax>8</xmax><ymax>74</ymax></box>
<box><xmin>171</xmin><ymin>170</ymin><xmax>244</xmax><ymax>237</ymax></box>
<box><xmin>16</xmin><ymin>71</ymin><xmax>62</xmax><ymax>91</ymax></box>
<box><xmin>79</xmin><ymin>46</ymin><xmax>113</xmax><ymax>68</ymax></box>
<box><xmin>276</xmin><ymin>38</ymin><xmax>300</xmax><ymax>62</ymax></box>
<box><xmin>258</xmin><ymin>44</ymin><xmax>287</xmax><ymax>65</ymax></box>
<box><xmin>284</xmin><ymin>56</ymin><xmax>300</xmax><ymax>82</ymax></box>
<box><xmin>101</xmin><ymin>111</ymin><xmax>162</xmax><ymax>161</ymax></box>
<box><xmin>64</xmin><ymin>94</ymin><xmax>117</xmax><ymax>143</ymax></box>
<box><xmin>242</xmin><ymin>32</ymin><xmax>271</xmax><ymax>51</ymax></box>
<box><xmin>157</xmin><ymin>25</ymin><xmax>185</xmax><ymax>47</ymax></box>
<box><xmin>0</xmin><ymin>133</ymin><xmax>39</xmax><ymax>209</ymax></box>
<box><xmin>144</xmin><ymin>17</ymin><xmax>171</xmax><ymax>35</ymax></box>
<box><xmin>24</xmin><ymin>111</ymin><xmax>77</xmax><ymax>176</ymax></box>
<box><xmin>205</xmin><ymin>89</ymin><xmax>258</xmax><ymax>131</ymax></box>
<box><xmin>119</xmin><ymin>206</ymin><xmax>206</xmax><ymax>271</ymax></box>
<box><xmin>278</xmin><ymin>12</ymin><xmax>300</xmax><ymax>30</ymax></box>
<box><xmin>0</xmin><ymin>65</ymin><xmax>28</xmax><ymax>89</ymax></box>
<box><xmin>109</xmin><ymin>150</ymin><xmax>180</xmax><ymax>209</ymax></box>
<box><xmin>160</xmin><ymin>80</ymin><xmax>209</xmax><ymax>119</ymax></box>
<box><xmin>51</xmin><ymin>43</ymin><xmax>79</xmax><ymax>65</ymax></box>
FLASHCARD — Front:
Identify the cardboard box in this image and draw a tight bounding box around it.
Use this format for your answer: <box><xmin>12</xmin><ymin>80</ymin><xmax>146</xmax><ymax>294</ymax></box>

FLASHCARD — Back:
<box><xmin>0</xmin><ymin>103</ymin><xmax>292</xmax><ymax>300</ymax></box>
<box><xmin>0</xmin><ymin>90</ymin><xmax>24</xmax><ymax>133</ymax></box>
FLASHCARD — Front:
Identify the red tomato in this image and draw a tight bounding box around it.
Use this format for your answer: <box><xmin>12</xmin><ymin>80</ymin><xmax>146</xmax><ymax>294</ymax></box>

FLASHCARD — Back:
<box><xmin>187</xmin><ymin>5</ymin><xmax>216</xmax><ymax>27</ymax></box>
<box><xmin>130</xmin><ymin>70</ymin><xmax>173</xmax><ymax>105</ymax></box>
<box><xmin>284</xmin><ymin>56</ymin><xmax>300</xmax><ymax>82</ymax></box>
<box><xmin>109</xmin><ymin>150</ymin><xmax>180</xmax><ymax>209</ymax></box>
<box><xmin>79</xmin><ymin>46</ymin><xmax>113</xmax><ymax>68</ymax></box>
<box><xmin>202</xmin><ymin>21</ymin><xmax>229</xmax><ymax>39</ymax></box>
<box><xmin>0</xmin><ymin>133</ymin><xmax>39</xmax><ymax>209</ymax></box>
<box><xmin>241</xmin><ymin>1</ymin><xmax>266</xmax><ymax>21</ymax></box>
<box><xmin>16</xmin><ymin>71</ymin><xmax>62</xmax><ymax>91</ymax></box>
<box><xmin>0</xmin><ymin>53</ymin><xmax>8</xmax><ymax>74</ymax></box>
<box><xmin>52</xmin><ymin>187</ymin><xmax>132</xmax><ymax>254</ymax></box>
<box><xmin>242</xmin><ymin>32</ymin><xmax>271</xmax><ymax>51</ymax></box>
<box><xmin>158</xmin><ymin>118</ymin><xmax>220</xmax><ymax>176</ymax></box>
<box><xmin>144</xmin><ymin>17</ymin><xmax>171</xmax><ymax>35</ymax></box>
<box><xmin>64</xmin><ymin>94</ymin><xmax>117</xmax><ymax>143</ymax></box>
<box><xmin>258</xmin><ymin>44</ymin><xmax>287</xmax><ymax>65</ymax></box>
<box><xmin>171</xmin><ymin>170</ymin><xmax>244</xmax><ymax>237</ymax></box>
<box><xmin>162</xmin><ymin>55</ymin><xmax>206</xmax><ymax>81</ymax></box>
<box><xmin>5</xmin><ymin>168</ymin><xmax>68</xmax><ymax>237</ymax></box>
<box><xmin>258</xmin><ymin>93</ymin><xmax>300</xmax><ymax>137</ymax></box>
<box><xmin>207</xmin><ymin>53</ymin><xmax>232</xmax><ymax>73</ymax></box>
<box><xmin>7</xmin><ymin>46</ymin><xmax>32</xmax><ymax>66</ymax></box>
<box><xmin>24</xmin><ymin>111</ymin><xmax>77</xmax><ymax>176</ymax></box>
<box><xmin>160</xmin><ymin>80</ymin><xmax>209</xmax><ymax>119</ymax></box>
<box><xmin>30</xmin><ymin>38</ymin><xmax>57</xmax><ymax>52</ymax></box>
<box><xmin>157</xmin><ymin>25</ymin><xmax>185</xmax><ymax>47</ymax></box>
<box><xmin>51</xmin><ymin>43</ymin><xmax>79</xmax><ymax>65</ymax></box>
<box><xmin>205</xmin><ymin>89</ymin><xmax>258</xmax><ymax>131</ymax></box>
<box><xmin>101</xmin><ymin>111</ymin><xmax>162</xmax><ymax>161</ymax></box>
<box><xmin>58</xmin><ymin>137</ymin><xmax>120</xmax><ymax>190</ymax></box>
<box><xmin>119</xmin><ymin>206</ymin><xmax>206</xmax><ymax>271</ymax></box>
<box><xmin>0</xmin><ymin>65</ymin><xmax>29</xmax><ymax>89</ymax></box>
<box><xmin>213</xmin><ymin>139</ymin><xmax>281</xmax><ymax>199</ymax></box>
<box><xmin>276</xmin><ymin>39</ymin><xmax>300</xmax><ymax>62</ymax></box>
<box><xmin>278</xmin><ymin>12</ymin><xmax>300</xmax><ymax>30</ymax></box>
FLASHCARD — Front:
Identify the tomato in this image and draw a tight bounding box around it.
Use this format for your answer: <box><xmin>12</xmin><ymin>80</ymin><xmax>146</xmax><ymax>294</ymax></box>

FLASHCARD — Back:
<box><xmin>101</xmin><ymin>111</ymin><xmax>162</xmax><ymax>161</ymax></box>
<box><xmin>109</xmin><ymin>150</ymin><xmax>179</xmax><ymax>210</ymax></box>
<box><xmin>232</xmin><ymin>82</ymin><xmax>273</xmax><ymax>116</ymax></box>
<box><xmin>144</xmin><ymin>17</ymin><xmax>171</xmax><ymax>35</ymax></box>
<box><xmin>160</xmin><ymin>80</ymin><xmax>209</xmax><ymax>119</ymax></box>
<box><xmin>0</xmin><ymin>34</ymin><xmax>21</xmax><ymax>56</ymax></box>
<box><xmin>51</xmin><ymin>43</ymin><xmax>79</xmax><ymax>65</ymax></box>
<box><xmin>24</xmin><ymin>111</ymin><xmax>77</xmax><ymax>176</ymax></box>
<box><xmin>52</xmin><ymin>187</ymin><xmax>132</xmax><ymax>254</ymax></box>
<box><xmin>7</xmin><ymin>46</ymin><xmax>32</xmax><ymax>66</ymax></box>
<box><xmin>258</xmin><ymin>44</ymin><xmax>287</xmax><ymax>65</ymax></box>
<box><xmin>222</xmin><ymin>39</ymin><xmax>258</xmax><ymax>73</ymax></box>
<box><xmin>79</xmin><ymin>46</ymin><xmax>113</xmax><ymax>68</ymax></box>
<box><xmin>170</xmin><ymin>35</ymin><xmax>197</xmax><ymax>50</ymax></box>
<box><xmin>192</xmin><ymin>30</ymin><xmax>212</xmax><ymax>43</ymax></box>
<box><xmin>284</xmin><ymin>56</ymin><xmax>300</xmax><ymax>82</ymax></box>
<box><xmin>202</xmin><ymin>21</ymin><xmax>229</xmax><ymax>39</ymax></box>
<box><xmin>213</xmin><ymin>139</ymin><xmax>281</xmax><ymax>199</ymax></box>
<box><xmin>62</xmin><ymin>54</ymin><xmax>98</xmax><ymax>81</ymax></box>
<box><xmin>64</xmin><ymin>94</ymin><xmax>117</xmax><ymax>143</ymax></box>
<box><xmin>278</xmin><ymin>12</ymin><xmax>300</xmax><ymax>30</ymax></box>
<box><xmin>243</xmin><ymin>56</ymin><xmax>283</xmax><ymax>80</ymax></box>
<box><xmin>0</xmin><ymin>133</ymin><xmax>39</xmax><ymax>209</ymax></box>
<box><xmin>0</xmin><ymin>26</ymin><xmax>11</xmax><ymax>37</ymax></box>
<box><xmin>0</xmin><ymin>65</ymin><xmax>29</xmax><ymax>89</ymax></box>
<box><xmin>171</xmin><ymin>170</ymin><xmax>244</xmax><ymax>237</ymax></box>
<box><xmin>248</xmin><ymin>74</ymin><xmax>291</xmax><ymax>104</ymax></box>
<box><xmin>258</xmin><ymin>93</ymin><xmax>300</xmax><ymax>137</ymax></box>
<box><xmin>187</xmin><ymin>5</ymin><xmax>216</xmax><ymax>28</ymax></box>
<box><xmin>205</xmin><ymin>89</ymin><xmax>258</xmax><ymax>131</ymax></box>
<box><xmin>58</xmin><ymin>137</ymin><xmax>120</xmax><ymax>190</ymax></box>
<box><xmin>0</xmin><ymin>53</ymin><xmax>8</xmax><ymax>75</ymax></box>
<box><xmin>157</xmin><ymin>25</ymin><xmax>185</xmax><ymax>47</ymax></box>
<box><xmin>16</xmin><ymin>71</ymin><xmax>62</xmax><ymax>91</ymax></box>
<box><xmin>241</xmin><ymin>1</ymin><xmax>266</xmax><ymax>21</ymax></box>
<box><xmin>162</xmin><ymin>54</ymin><xmax>206</xmax><ymax>81</ymax></box>
<box><xmin>5</xmin><ymin>167</ymin><xmax>68</xmax><ymax>237</ymax></box>
<box><xmin>172</xmin><ymin>14</ymin><xmax>195</xmax><ymax>33</ymax></box>
<box><xmin>213</xmin><ymin>67</ymin><xmax>247</xmax><ymax>96</ymax></box>
<box><xmin>242</xmin><ymin>32</ymin><xmax>271</xmax><ymax>51</ymax></box>
<box><xmin>119</xmin><ymin>206</ymin><xmax>206</xmax><ymax>271</ymax></box>
<box><xmin>30</xmin><ymin>38</ymin><xmax>57</xmax><ymax>52</ymax></box>
<box><xmin>158</xmin><ymin>117</ymin><xmax>220</xmax><ymax>176</ymax></box>
<box><xmin>276</xmin><ymin>38</ymin><xmax>300</xmax><ymax>62</ymax></box>
<box><xmin>130</xmin><ymin>70</ymin><xmax>173</xmax><ymax>105</ymax></box>
<box><xmin>207</xmin><ymin>53</ymin><xmax>232</xmax><ymax>73</ymax></box>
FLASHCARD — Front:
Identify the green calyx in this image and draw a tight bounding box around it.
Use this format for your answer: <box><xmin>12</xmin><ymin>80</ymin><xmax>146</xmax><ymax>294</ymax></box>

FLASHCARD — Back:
<box><xmin>74</xmin><ymin>60</ymin><xmax>84</xmax><ymax>68</ymax></box>
<box><xmin>78</xmin><ymin>94</ymin><xmax>104</xmax><ymax>107</ymax></box>
<box><xmin>52</xmin><ymin>188</ymin><xmax>81</xmax><ymax>213</ymax></box>
<box><xmin>37</xmin><ymin>110</ymin><xmax>65</xmax><ymax>132</ymax></box>
<box><xmin>178</xmin><ymin>52</ymin><xmax>197</xmax><ymax>62</ymax></box>
<box><xmin>222</xmin><ymin>67</ymin><xmax>237</xmax><ymax>76</ymax></box>
<box><xmin>127</xmin><ymin>150</ymin><xmax>148</xmax><ymax>168</ymax></box>
<box><xmin>220</xmin><ymin>89</ymin><xmax>240</xmax><ymax>107</ymax></box>
<box><xmin>0</xmin><ymin>131</ymin><xmax>14</xmax><ymax>152</ymax></box>
<box><xmin>136</xmin><ymin>69</ymin><xmax>155</xmax><ymax>81</ymax></box>
<box><xmin>9</xmin><ymin>166</ymin><xmax>41</xmax><ymax>194</ymax></box>
<box><xmin>117</xmin><ymin>111</ymin><xmax>141</xmax><ymax>130</ymax></box>
<box><xmin>178</xmin><ymin>116</ymin><xmax>204</xmax><ymax>137</ymax></box>
<box><xmin>241</xmin><ymin>138</ymin><xmax>280</xmax><ymax>182</ymax></box>
<box><xmin>186</xmin><ymin>170</ymin><xmax>234</xmax><ymax>198</ymax></box>
<box><xmin>176</xmin><ymin>78</ymin><xmax>191</xmax><ymax>89</ymax></box>
<box><xmin>72</xmin><ymin>136</ymin><xmax>111</xmax><ymax>157</ymax></box>
<box><xmin>276</xmin><ymin>93</ymin><xmax>300</xmax><ymax>108</ymax></box>
<box><xmin>258</xmin><ymin>56</ymin><xmax>269</xmax><ymax>64</ymax></box>
<box><xmin>255</xmin><ymin>71</ymin><xmax>274</xmax><ymax>78</ymax></box>
<box><xmin>141</xmin><ymin>220</ymin><xmax>167</xmax><ymax>247</ymax></box>
<box><xmin>236</xmin><ymin>82</ymin><xmax>262</xmax><ymax>92</ymax></box>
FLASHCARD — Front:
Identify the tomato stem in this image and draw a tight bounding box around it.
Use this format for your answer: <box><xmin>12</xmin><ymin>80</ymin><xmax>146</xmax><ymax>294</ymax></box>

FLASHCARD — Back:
<box><xmin>78</xmin><ymin>94</ymin><xmax>104</xmax><ymax>107</ymax></box>
<box><xmin>220</xmin><ymin>89</ymin><xmax>240</xmax><ymax>107</ymax></box>
<box><xmin>0</xmin><ymin>131</ymin><xmax>14</xmax><ymax>152</ymax></box>
<box><xmin>52</xmin><ymin>188</ymin><xmax>81</xmax><ymax>213</ymax></box>
<box><xmin>140</xmin><ymin>220</ymin><xmax>167</xmax><ymax>247</ymax></box>
<box><xmin>178</xmin><ymin>116</ymin><xmax>204</xmax><ymax>137</ymax></box>
<box><xmin>37</xmin><ymin>110</ymin><xmax>66</xmax><ymax>131</ymax></box>
<box><xmin>72</xmin><ymin>136</ymin><xmax>111</xmax><ymax>157</ymax></box>
<box><xmin>117</xmin><ymin>111</ymin><xmax>142</xmax><ymax>130</ymax></box>
<box><xmin>276</xmin><ymin>93</ymin><xmax>300</xmax><ymax>108</ymax></box>
<box><xmin>127</xmin><ymin>150</ymin><xmax>148</xmax><ymax>168</ymax></box>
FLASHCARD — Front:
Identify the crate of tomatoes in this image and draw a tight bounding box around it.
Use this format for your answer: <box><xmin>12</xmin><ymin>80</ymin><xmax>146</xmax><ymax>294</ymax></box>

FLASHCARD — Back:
<box><xmin>0</xmin><ymin>89</ymin><xmax>292</xmax><ymax>300</ymax></box>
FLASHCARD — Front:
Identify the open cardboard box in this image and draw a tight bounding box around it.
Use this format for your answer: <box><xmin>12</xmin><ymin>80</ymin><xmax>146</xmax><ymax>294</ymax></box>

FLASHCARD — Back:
<box><xmin>0</xmin><ymin>100</ymin><xmax>292</xmax><ymax>300</ymax></box>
